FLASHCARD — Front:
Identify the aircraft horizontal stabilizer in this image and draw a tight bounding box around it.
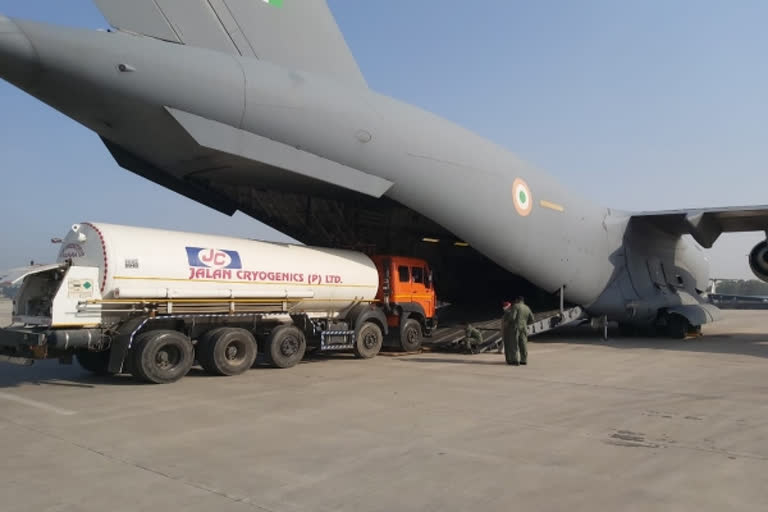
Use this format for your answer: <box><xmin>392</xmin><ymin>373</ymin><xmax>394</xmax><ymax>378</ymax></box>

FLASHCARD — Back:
<box><xmin>166</xmin><ymin>107</ymin><xmax>393</xmax><ymax>199</ymax></box>
<box><xmin>631</xmin><ymin>205</ymin><xmax>768</xmax><ymax>248</ymax></box>
<box><xmin>92</xmin><ymin>0</ymin><xmax>367</xmax><ymax>87</ymax></box>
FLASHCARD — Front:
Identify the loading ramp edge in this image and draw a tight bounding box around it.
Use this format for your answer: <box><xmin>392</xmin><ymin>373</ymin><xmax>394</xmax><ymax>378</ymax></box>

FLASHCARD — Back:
<box><xmin>430</xmin><ymin>306</ymin><xmax>587</xmax><ymax>354</ymax></box>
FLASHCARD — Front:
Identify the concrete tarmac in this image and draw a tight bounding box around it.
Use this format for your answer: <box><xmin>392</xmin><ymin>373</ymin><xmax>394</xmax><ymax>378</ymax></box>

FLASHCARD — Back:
<box><xmin>1</xmin><ymin>302</ymin><xmax>767</xmax><ymax>511</ymax></box>
<box><xmin>1</xmin><ymin>299</ymin><xmax>11</xmax><ymax>327</ymax></box>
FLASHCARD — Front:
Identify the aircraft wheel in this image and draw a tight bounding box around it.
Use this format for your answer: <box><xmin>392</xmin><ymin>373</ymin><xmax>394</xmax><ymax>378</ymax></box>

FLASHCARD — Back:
<box><xmin>197</xmin><ymin>327</ymin><xmax>257</xmax><ymax>376</ymax></box>
<box><xmin>399</xmin><ymin>318</ymin><xmax>423</xmax><ymax>352</ymax></box>
<box><xmin>665</xmin><ymin>314</ymin><xmax>691</xmax><ymax>339</ymax></box>
<box><xmin>353</xmin><ymin>322</ymin><xmax>383</xmax><ymax>359</ymax></box>
<box><xmin>267</xmin><ymin>325</ymin><xmax>306</xmax><ymax>368</ymax></box>
<box><xmin>131</xmin><ymin>330</ymin><xmax>194</xmax><ymax>384</ymax></box>
<box><xmin>75</xmin><ymin>349</ymin><xmax>112</xmax><ymax>375</ymax></box>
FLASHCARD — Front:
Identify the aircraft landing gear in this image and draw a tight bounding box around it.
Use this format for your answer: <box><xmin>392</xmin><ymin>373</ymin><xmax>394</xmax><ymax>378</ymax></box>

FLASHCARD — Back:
<box><xmin>620</xmin><ymin>315</ymin><xmax>702</xmax><ymax>339</ymax></box>
<box><xmin>618</xmin><ymin>323</ymin><xmax>637</xmax><ymax>337</ymax></box>
<box><xmin>663</xmin><ymin>314</ymin><xmax>701</xmax><ymax>339</ymax></box>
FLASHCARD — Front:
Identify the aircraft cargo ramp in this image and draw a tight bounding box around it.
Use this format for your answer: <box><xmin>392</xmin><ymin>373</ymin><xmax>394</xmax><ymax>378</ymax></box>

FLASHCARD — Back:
<box><xmin>427</xmin><ymin>306</ymin><xmax>586</xmax><ymax>353</ymax></box>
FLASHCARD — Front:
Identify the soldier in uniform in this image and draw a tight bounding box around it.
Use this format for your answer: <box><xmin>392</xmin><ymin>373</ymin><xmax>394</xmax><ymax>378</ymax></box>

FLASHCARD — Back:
<box><xmin>508</xmin><ymin>296</ymin><xmax>534</xmax><ymax>365</ymax></box>
<box><xmin>464</xmin><ymin>323</ymin><xmax>483</xmax><ymax>354</ymax></box>
<box><xmin>501</xmin><ymin>301</ymin><xmax>515</xmax><ymax>358</ymax></box>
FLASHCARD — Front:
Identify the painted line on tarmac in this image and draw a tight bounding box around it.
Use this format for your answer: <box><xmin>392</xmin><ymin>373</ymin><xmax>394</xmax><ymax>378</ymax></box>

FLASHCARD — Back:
<box><xmin>0</xmin><ymin>392</ymin><xmax>76</xmax><ymax>416</ymax></box>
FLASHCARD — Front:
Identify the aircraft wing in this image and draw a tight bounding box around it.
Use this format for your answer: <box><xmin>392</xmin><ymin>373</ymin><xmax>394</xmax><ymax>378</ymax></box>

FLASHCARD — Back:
<box><xmin>92</xmin><ymin>0</ymin><xmax>367</xmax><ymax>87</ymax></box>
<box><xmin>165</xmin><ymin>107</ymin><xmax>394</xmax><ymax>199</ymax></box>
<box><xmin>631</xmin><ymin>205</ymin><xmax>768</xmax><ymax>248</ymax></box>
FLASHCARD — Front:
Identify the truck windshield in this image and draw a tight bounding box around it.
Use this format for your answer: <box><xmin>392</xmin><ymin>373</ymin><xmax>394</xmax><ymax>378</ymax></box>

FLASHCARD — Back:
<box><xmin>412</xmin><ymin>267</ymin><xmax>424</xmax><ymax>284</ymax></box>
<box><xmin>398</xmin><ymin>266</ymin><xmax>410</xmax><ymax>283</ymax></box>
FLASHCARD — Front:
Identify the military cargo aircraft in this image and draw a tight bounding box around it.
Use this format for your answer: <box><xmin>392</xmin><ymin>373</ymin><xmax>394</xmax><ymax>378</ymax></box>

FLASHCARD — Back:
<box><xmin>1</xmin><ymin>1</ymin><xmax>767</xmax><ymax>337</ymax></box>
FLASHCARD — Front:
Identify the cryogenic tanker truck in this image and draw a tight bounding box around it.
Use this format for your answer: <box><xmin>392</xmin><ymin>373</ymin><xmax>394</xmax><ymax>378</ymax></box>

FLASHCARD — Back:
<box><xmin>0</xmin><ymin>223</ymin><xmax>437</xmax><ymax>383</ymax></box>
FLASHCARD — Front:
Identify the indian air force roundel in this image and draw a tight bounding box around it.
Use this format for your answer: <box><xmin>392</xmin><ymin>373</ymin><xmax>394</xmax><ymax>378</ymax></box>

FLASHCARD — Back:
<box><xmin>512</xmin><ymin>178</ymin><xmax>533</xmax><ymax>216</ymax></box>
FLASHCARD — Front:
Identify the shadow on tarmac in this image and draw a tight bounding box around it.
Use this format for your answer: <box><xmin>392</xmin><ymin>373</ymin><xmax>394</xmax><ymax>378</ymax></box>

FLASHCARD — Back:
<box><xmin>400</xmin><ymin>357</ymin><xmax>508</xmax><ymax>366</ymax></box>
<box><xmin>1</xmin><ymin>320</ymin><xmax>767</xmax><ymax>388</ymax></box>
<box><xmin>429</xmin><ymin>307</ymin><xmax>768</xmax><ymax>361</ymax></box>
<box><xmin>0</xmin><ymin>349</ymin><xmax>357</xmax><ymax>389</ymax></box>
<box><xmin>533</xmin><ymin>325</ymin><xmax>768</xmax><ymax>360</ymax></box>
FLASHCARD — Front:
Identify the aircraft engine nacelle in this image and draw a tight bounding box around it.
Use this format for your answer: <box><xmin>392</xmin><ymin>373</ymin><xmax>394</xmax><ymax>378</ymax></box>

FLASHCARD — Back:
<box><xmin>748</xmin><ymin>240</ymin><xmax>768</xmax><ymax>282</ymax></box>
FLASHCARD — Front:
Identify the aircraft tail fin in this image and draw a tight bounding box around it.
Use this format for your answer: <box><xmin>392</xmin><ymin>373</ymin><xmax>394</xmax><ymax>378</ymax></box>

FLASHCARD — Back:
<box><xmin>92</xmin><ymin>0</ymin><xmax>366</xmax><ymax>87</ymax></box>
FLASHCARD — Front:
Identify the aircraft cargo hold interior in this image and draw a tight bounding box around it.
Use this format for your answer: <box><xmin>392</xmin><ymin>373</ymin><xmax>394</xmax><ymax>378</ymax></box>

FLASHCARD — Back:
<box><xmin>206</xmin><ymin>183</ymin><xmax>559</xmax><ymax>313</ymax></box>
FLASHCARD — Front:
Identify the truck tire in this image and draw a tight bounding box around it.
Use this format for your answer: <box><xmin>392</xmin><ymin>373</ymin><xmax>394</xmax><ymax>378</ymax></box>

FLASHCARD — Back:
<box><xmin>75</xmin><ymin>349</ymin><xmax>112</xmax><ymax>375</ymax></box>
<box><xmin>197</xmin><ymin>327</ymin><xmax>257</xmax><ymax>376</ymax></box>
<box><xmin>400</xmin><ymin>318</ymin><xmax>423</xmax><ymax>352</ymax></box>
<box><xmin>353</xmin><ymin>322</ymin><xmax>383</xmax><ymax>359</ymax></box>
<box><xmin>196</xmin><ymin>327</ymin><xmax>226</xmax><ymax>366</ymax></box>
<box><xmin>267</xmin><ymin>325</ymin><xmax>306</xmax><ymax>369</ymax></box>
<box><xmin>131</xmin><ymin>330</ymin><xmax>194</xmax><ymax>384</ymax></box>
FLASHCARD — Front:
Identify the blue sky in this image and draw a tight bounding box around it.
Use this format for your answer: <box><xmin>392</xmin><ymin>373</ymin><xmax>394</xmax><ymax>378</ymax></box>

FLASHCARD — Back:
<box><xmin>1</xmin><ymin>0</ymin><xmax>766</xmax><ymax>278</ymax></box>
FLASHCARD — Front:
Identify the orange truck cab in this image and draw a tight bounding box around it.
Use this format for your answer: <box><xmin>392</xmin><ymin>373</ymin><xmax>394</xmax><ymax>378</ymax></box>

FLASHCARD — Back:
<box><xmin>371</xmin><ymin>255</ymin><xmax>438</xmax><ymax>352</ymax></box>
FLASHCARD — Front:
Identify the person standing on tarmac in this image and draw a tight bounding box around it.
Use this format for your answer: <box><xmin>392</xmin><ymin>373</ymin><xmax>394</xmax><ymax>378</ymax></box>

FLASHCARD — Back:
<box><xmin>500</xmin><ymin>301</ymin><xmax>514</xmax><ymax>356</ymax></box>
<box><xmin>507</xmin><ymin>296</ymin><xmax>534</xmax><ymax>366</ymax></box>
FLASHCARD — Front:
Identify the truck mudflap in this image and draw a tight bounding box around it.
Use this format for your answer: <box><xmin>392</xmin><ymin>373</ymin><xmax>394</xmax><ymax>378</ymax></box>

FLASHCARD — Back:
<box><xmin>0</xmin><ymin>327</ymin><xmax>49</xmax><ymax>363</ymax></box>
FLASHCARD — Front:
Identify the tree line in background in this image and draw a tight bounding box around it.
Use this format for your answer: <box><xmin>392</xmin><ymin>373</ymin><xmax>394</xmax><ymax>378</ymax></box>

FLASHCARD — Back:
<box><xmin>715</xmin><ymin>279</ymin><xmax>768</xmax><ymax>296</ymax></box>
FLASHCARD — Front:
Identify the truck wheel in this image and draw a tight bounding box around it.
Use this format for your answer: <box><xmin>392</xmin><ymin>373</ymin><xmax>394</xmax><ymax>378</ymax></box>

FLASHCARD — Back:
<box><xmin>353</xmin><ymin>322</ymin><xmax>383</xmax><ymax>359</ymax></box>
<box><xmin>267</xmin><ymin>325</ymin><xmax>306</xmax><ymax>369</ymax></box>
<box><xmin>198</xmin><ymin>328</ymin><xmax>257</xmax><ymax>376</ymax></box>
<box><xmin>196</xmin><ymin>327</ymin><xmax>226</xmax><ymax>366</ymax></box>
<box><xmin>400</xmin><ymin>318</ymin><xmax>423</xmax><ymax>352</ymax></box>
<box><xmin>131</xmin><ymin>330</ymin><xmax>194</xmax><ymax>384</ymax></box>
<box><xmin>76</xmin><ymin>349</ymin><xmax>112</xmax><ymax>375</ymax></box>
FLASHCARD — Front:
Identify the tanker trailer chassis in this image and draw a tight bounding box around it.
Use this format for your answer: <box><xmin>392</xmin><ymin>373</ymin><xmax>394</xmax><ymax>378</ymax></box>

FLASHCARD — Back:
<box><xmin>0</xmin><ymin>294</ymin><xmax>390</xmax><ymax>384</ymax></box>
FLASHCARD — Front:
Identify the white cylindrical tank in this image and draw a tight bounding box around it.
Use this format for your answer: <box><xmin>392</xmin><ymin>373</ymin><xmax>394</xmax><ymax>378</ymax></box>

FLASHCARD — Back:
<box><xmin>56</xmin><ymin>223</ymin><xmax>379</xmax><ymax>312</ymax></box>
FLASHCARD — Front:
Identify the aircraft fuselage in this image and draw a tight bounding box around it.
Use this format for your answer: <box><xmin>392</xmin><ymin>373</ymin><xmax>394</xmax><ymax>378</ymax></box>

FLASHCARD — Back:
<box><xmin>0</xmin><ymin>17</ymin><xmax>712</xmax><ymax>326</ymax></box>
